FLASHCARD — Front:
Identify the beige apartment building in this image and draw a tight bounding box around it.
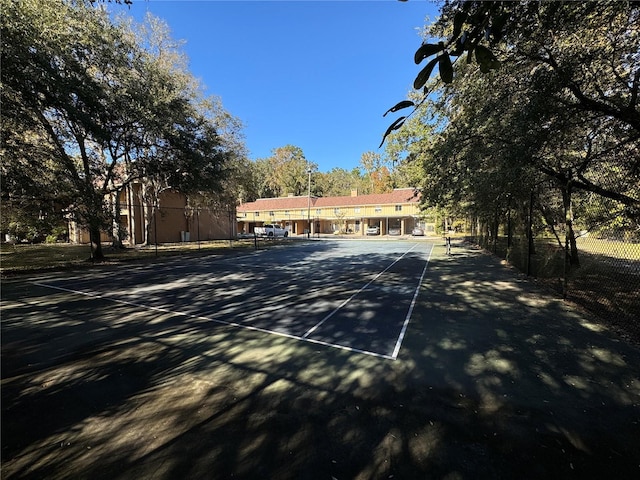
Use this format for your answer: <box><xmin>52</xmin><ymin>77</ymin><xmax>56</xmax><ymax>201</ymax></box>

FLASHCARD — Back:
<box><xmin>237</xmin><ymin>188</ymin><xmax>433</xmax><ymax>236</ymax></box>
<box><xmin>69</xmin><ymin>183</ymin><xmax>236</xmax><ymax>245</ymax></box>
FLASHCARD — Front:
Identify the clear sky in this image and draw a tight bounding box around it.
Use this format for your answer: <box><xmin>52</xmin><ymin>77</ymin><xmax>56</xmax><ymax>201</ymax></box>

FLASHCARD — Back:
<box><xmin>120</xmin><ymin>0</ymin><xmax>441</xmax><ymax>172</ymax></box>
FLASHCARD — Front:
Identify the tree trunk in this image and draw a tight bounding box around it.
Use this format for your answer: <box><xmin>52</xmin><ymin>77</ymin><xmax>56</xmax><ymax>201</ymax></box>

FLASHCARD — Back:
<box><xmin>127</xmin><ymin>183</ymin><xmax>136</xmax><ymax>246</ymax></box>
<box><xmin>492</xmin><ymin>206</ymin><xmax>499</xmax><ymax>253</ymax></box>
<box><xmin>507</xmin><ymin>205</ymin><xmax>512</xmax><ymax>249</ymax></box>
<box><xmin>561</xmin><ymin>185</ymin><xmax>580</xmax><ymax>268</ymax></box>
<box><xmin>112</xmin><ymin>190</ymin><xmax>124</xmax><ymax>249</ymax></box>
<box><xmin>90</xmin><ymin>224</ymin><xmax>104</xmax><ymax>261</ymax></box>
<box><xmin>527</xmin><ymin>191</ymin><xmax>535</xmax><ymax>277</ymax></box>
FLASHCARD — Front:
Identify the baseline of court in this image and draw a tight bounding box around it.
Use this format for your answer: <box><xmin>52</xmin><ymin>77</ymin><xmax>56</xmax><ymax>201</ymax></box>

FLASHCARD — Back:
<box><xmin>34</xmin><ymin>240</ymin><xmax>435</xmax><ymax>359</ymax></box>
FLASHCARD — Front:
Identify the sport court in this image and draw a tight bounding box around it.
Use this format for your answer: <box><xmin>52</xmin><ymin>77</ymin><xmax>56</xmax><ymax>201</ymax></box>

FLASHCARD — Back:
<box><xmin>5</xmin><ymin>238</ymin><xmax>640</xmax><ymax>479</ymax></box>
<box><xmin>34</xmin><ymin>240</ymin><xmax>435</xmax><ymax>360</ymax></box>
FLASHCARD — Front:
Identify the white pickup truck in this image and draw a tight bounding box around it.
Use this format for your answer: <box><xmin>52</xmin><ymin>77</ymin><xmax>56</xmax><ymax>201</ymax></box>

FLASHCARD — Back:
<box><xmin>253</xmin><ymin>224</ymin><xmax>289</xmax><ymax>237</ymax></box>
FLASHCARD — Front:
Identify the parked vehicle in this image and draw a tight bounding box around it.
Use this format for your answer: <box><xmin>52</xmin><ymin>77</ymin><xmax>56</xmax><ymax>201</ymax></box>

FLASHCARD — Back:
<box><xmin>254</xmin><ymin>224</ymin><xmax>288</xmax><ymax>237</ymax></box>
<box><xmin>366</xmin><ymin>225</ymin><xmax>380</xmax><ymax>235</ymax></box>
<box><xmin>412</xmin><ymin>227</ymin><xmax>424</xmax><ymax>236</ymax></box>
<box><xmin>388</xmin><ymin>228</ymin><xmax>401</xmax><ymax>235</ymax></box>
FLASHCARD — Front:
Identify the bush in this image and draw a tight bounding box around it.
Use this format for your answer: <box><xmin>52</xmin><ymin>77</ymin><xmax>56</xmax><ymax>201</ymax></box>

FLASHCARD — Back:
<box><xmin>46</xmin><ymin>225</ymin><xmax>68</xmax><ymax>243</ymax></box>
<box><xmin>8</xmin><ymin>221</ymin><xmax>40</xmax><ymax>243</ymax></box>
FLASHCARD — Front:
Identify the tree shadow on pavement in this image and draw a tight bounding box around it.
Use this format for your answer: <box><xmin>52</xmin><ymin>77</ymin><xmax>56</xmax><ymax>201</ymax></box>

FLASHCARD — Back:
<box><xmin>2</xmin><ymin>241</ymin><xmax>639</xmax><ymax>479</ymax></box>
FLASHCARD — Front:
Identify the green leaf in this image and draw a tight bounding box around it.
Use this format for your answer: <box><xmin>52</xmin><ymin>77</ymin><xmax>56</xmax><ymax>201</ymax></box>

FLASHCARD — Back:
<box><xmin>460</xmin><ymin>31</ymin><xmax>468</xmax><ymax>48</ymax></box>
<box><xmin>466</xmin><ymin>48</ymin><xmax>474</xmax><ymax>64</ymax></box>
<box><xmin>413</xmin><ymin>56</ymin><xmax>440</xmax><ymax>90</ymax></box>
<box><xmin>475</xmin><ymin>44</ymin><xmax>495</xmax><ymax>64</ymax></box>
<box><xmin>450</xmin><ymin>37</ymin><xmax>465</xmax><ymax>57</ymax></box>
<box><xmin>490</xmin><ymin>13</ymin><xmax>509</xmax><ymax>43</ymax></box>
<box><xmin>383</xmin><ymin>100</ymin><xmax>415</xmax><ymax>117</ymax></box>
<box><xmin>414</xmin><ymin>42</ymin><xmax>444</xmax><ymax>65</ymax></box>
<box><xmin>439</xmin><ymin>54</ymin><xmax>454</xmax><ymax>83</ymax></box>
<box><xmin>475</xmin><ymin>45</ymin><xmax>500</xmax><ymax>73</ymax></box>
<box><xmin>379</xmin><ymin>116</ymin><xmax>406</xmax><ymax>148</ymax></box>
<box><xmin>452</xmin><ymin>11</ymin><xmax>467</xmax><ymax>40</ymax></box>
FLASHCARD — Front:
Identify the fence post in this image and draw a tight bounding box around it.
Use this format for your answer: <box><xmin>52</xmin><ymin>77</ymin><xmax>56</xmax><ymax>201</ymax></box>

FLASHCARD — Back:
<box><xmin>527</xmin><ymin>191</ymin><xmax>534</xmax><ymax>276</ymax></box>
<box><xmin>493</xmin><ymin>206</ymin><xmax>499</xmax><ymax>254</ymax></box>
<box><xmin>563</xmin><ymin>229</ymin><xmax>569</xmax><ymax>299</ymax></box>
<box><xmin>229</xmin><ymin>208</ymin><xmax>233</xmax><ymax>248</ymax></box>
<box><xmin>562</xmin><ymin>186</ymin><xmax>572</xmax><ymax>300</ymax></box>
<box><xmin>507</xmin><ymin>197</ymin><xmax>512</xmax><ymax>249</ymax></box>
<box><xmin>197</xmin><ymin>208</ymin><xmax>201</xmax><ymax>250</ymax></box>
<box><xmin>154</xmin><ymin>204</ymin><xmax>158</xmax><ymax>257</ymax></box>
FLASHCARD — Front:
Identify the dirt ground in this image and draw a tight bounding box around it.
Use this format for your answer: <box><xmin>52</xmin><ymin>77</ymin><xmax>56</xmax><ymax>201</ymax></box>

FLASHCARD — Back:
<box><xmin>2</xmin><ymin>241</ymin><xmax>639</xmax><ymax>479</ymax></box>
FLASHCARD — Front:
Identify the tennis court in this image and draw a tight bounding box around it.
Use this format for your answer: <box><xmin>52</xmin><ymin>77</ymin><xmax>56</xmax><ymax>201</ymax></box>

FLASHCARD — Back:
<box><xmin>32</xmin><ymin>239</ymin><xmax>434</xmax><ymax>360</ymax></box>
<box><xmin>5</xmin><ymin>238</ymin><xmax>640</xmax><ymax>480</ymax></box>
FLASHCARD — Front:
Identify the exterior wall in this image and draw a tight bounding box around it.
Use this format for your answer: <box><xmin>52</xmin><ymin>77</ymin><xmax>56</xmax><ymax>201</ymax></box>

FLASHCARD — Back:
<box><xmin>69</xmin><ymin>185</ymin><xmax>236</xmax><ymax>245</ymax></box>
<box><xmin>237</xmin><ymin>189</ymin><xmax>436</xmax><ymax>236</ymax></box>
<box><xmin>147</xmin><ymin>190</ymin><xmax>189</xmax><ymax>243</ymax></box>
<box><xmin>191</xmin><ymin>208</ymin><xmax>236</xmax><ymax>241</ymax></box>
<box><xmin>238</xmin><ymin>215</ymin><xmax>432</xmax><ymax>236</ymax></box>
<box><xmin>147</xmin><ymin>191</ymin><xmax>236</xmax><ymax>244</ymax></box>
<box><xmin>68</xmin><ymin>221</ymin><xmax>114</xmax><ymax>244</ymax></box>
<box><xmin>68</xmin><ymin>221</ymin><xmax>90</xmax><ymax>244</ymax></box>
<box><xmin>119</xmin><ymin>183</ymin><xmax>145</xmax><ymax>245</ymax></box>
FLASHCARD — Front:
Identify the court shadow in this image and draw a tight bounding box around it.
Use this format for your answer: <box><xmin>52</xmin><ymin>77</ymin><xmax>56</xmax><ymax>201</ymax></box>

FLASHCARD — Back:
<box><xmin>2</xmin><ymin>240</ymin><xmax>639</xmax><ymax>479</ymax></box>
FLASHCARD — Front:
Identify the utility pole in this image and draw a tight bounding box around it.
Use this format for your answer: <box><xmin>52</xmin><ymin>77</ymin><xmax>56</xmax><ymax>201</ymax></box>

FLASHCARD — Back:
<box><xmin>307</xmin><ymin>167</ymin><xmax>312</xmax><ymax>239</ymax></box>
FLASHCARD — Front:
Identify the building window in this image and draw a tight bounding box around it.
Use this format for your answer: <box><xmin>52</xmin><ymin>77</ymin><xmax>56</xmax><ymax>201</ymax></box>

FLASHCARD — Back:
<box><xmin>255</xmin><ymin>212</ymin><xmax>260</xmax><ymax>217</ymax></box>
<box><xmin>243</xmin><ymin>212</ymin><xmax>247</xmax><ymax>217</ymax></box>
<box><xmin>333</xmin><ymin>208</ymin><xmax>340</xmax><ymax>215</ymax></box>
<box><xmin>354</xmin><ymin>207</ymin><xmax>361</xmax><ymax>214</ymax></box>
<box><xmin>284</xmin><ymin>210</ymin><xmax>289</xmax><ymax>215</ymax></box>
<box><xmin>269</xmin><ymin>211</ymin><xmax>274</xmax><ymax>216</ymax></box>
<box><xmin>374</xmin><ymin>206</ymin><xmax>382</xmax><ymax>213</ymax></box>
<box><xmin>316</xmin><ymin>209</ymin><xmax>321</xmax><ymax>215</ymax></box>
<box><xmin>300</xmin><ymin>210</ymin><xmax>305</xmax><ymax>216</ymax></box>
<box><xmin>395</xmin><ymin>205</ymin><xmax>402</xmax><ymax>212</ymax></box>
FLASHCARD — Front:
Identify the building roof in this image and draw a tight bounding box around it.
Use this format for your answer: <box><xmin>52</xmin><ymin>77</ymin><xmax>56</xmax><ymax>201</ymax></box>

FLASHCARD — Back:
<box><xmin>237</xmin><ymin>188</ymin><xmax>421</xmax><ymax>212</ymax></box>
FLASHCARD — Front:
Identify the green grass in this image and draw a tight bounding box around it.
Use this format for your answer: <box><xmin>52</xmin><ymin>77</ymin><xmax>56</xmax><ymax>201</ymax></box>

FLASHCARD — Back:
<box><xmin>0</xmin><ymin>239</ymin><xmax>272</xmax><ymax>274</ymax></box>
<box><xmin>1</xmin><ymin>243</ymin><xmax>92</xmax><ymax>271</ymax></box>
<box><xmin>576</xmin><ymin>237</ymin><xmax>640</xmax><ymax>260</ymax></box>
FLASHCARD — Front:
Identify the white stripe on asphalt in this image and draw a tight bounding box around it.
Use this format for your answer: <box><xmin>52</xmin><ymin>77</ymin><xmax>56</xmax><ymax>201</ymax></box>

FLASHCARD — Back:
<box><xmin>301</xmin><ymin>242</ymin><xmax>419</xmax><ymax>339</ymax></box>
<box><xmin>391</xmin><ymin>243</ymin><xmax>434</xmax><ymax>359</ymax></box>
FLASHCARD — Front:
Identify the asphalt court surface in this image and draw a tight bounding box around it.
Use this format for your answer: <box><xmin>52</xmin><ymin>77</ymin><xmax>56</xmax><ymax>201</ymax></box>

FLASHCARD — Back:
<box><xmin>34</xmin><ymin>240</ymin><xmax>435</xmax><ymax>359</ymax></box>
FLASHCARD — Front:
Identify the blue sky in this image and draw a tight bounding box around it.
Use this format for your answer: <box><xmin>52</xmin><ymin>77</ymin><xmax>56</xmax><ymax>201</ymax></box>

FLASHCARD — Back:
<box><xmin>121</xmin><ymin>1</ymin><xmax>440</xmax><ymax>172</ymax></box>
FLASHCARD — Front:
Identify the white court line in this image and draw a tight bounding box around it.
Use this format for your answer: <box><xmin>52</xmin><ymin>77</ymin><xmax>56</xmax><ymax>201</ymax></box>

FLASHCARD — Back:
<box><xmin>390</xmin><ymin>242</ymin><xmax>434</xmax><ymax>359</ymax></box>
<box><xmin>301</xmin><ymin>243</ymin><xmax>420</xmax><ymax>339</ymax></box>
<box><xmin>32</xmin><ymin>281</ymin><xmax>396</xmax><ymax>360</ymax></box>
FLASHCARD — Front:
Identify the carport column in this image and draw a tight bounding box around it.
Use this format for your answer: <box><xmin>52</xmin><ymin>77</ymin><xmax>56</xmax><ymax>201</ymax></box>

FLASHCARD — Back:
<box><xmin>401</xmin><ymin>218</ymin><xmax>406</xmax><ymax>235</ymax></box>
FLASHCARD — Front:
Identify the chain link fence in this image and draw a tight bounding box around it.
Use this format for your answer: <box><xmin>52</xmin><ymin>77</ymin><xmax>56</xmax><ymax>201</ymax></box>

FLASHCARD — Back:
<box><xmin>1</xmin><ymin>195</ymin><xmax>238</xmax><ymax>247</ymax></box>
<box><xmin>120</xmin><ymin>202</ymin><xmax>238</xmax><ymax>247</ymax></box>
<box><xmin>1</xmin><ymin>194</ymin><xmax>304</xmax><ymax>274</ymax></box>
<box><xmin>465</xmin><ymin>188</ymin><xmax>640</xmax><ymax>344</ymax></box>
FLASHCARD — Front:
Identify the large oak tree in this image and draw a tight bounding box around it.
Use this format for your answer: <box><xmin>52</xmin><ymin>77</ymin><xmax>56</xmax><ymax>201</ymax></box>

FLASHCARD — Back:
<box><xmin>385</xmin><ymin>0</ymin><xmax>639</xmax><ymax>264</ymax></box>
<box><xmin>1</xmin><ymin>0</ymin><xmax>243</xmax><ymax>258</ymax></box>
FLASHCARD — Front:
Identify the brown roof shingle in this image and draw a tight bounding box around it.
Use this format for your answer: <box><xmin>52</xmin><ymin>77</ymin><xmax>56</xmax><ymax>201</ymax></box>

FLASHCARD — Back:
<box><xmin>237</xmin><ymin>188</ymin><xmax>420</xmax><ymax>212</ymax></box>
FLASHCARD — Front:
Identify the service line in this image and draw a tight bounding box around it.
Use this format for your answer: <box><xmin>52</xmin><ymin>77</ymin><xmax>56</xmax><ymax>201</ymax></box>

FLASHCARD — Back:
<box><xmin>32</xmin><ymin>281</ymin><xmax>396</xmax><ymax>360</ymax></box>
<box><xmin>390</xmin><ymin>242</ymin><xmax>434</xmax><ymax>359</ymax></box>
<box><xmin>301</xmin><ymin>242</ymin><xmax>420</xmax><ymax>339</ymax></box>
